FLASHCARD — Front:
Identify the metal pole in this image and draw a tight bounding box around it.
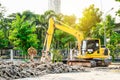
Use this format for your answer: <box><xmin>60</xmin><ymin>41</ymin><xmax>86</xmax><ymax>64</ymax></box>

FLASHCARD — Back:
<box><xmin>10</xmin><ymin>49</ymin><xmax>13</xmax><ymax>61</ymax></box>
<box><xmin>104</xmin><ymin>24</ymin><xmax>106</xmax><ymax>47</ymax></box>
<box><xmin>104</xmin><ymin>8</ymin><xmax>114</xmax><ymax>47</ymax></box>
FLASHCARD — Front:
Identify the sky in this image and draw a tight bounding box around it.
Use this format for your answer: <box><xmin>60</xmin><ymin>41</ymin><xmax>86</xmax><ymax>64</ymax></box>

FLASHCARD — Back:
<box><xmin>0</xmin><ymin>0</ymin><xmax>120</xmax><ymax>22</ymax></box>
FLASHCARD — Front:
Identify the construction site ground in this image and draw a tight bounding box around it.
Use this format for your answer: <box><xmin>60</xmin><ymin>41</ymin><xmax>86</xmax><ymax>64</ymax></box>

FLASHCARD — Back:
<box><xmin>0</xmin><ymin>60</ymin><xmax>120</xmax><ymax>80</ymax></box>
<box><xmin>17</xmin><ymin>71</ymin><xmax>120</xmax><ymax>80</ymax></box>
<box><xmin>16</xmin><ymin>63</ymin><xmax>120</xmax><ymax>80</ymax></box>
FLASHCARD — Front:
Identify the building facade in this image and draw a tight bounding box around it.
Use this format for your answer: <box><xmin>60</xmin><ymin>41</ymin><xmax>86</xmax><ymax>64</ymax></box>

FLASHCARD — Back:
<box><xmin>48</xmin><ymin>0</ymin><xmax>61</xmax><ymax>14</ymax></box>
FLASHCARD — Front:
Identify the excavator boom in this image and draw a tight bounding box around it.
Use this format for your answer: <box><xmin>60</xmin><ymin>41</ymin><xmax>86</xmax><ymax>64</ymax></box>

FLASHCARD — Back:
<box><xmin>43</xmin><ymin>18</ymin><xmax>83</xmax><ymax>55</ymax></box>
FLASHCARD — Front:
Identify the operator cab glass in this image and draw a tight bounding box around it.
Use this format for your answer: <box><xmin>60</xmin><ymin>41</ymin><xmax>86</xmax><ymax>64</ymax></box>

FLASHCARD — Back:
<box><xmin>81</xmin><ymin>40</ymin><xmax>99</xmax><ymax>55</ymax></box>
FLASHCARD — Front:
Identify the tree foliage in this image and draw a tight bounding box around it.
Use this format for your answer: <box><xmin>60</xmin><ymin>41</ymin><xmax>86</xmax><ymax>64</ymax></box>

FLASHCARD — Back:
<box><xmin>0</xmin><ymin>18</ymin><xmax>11</xmax><ymax>49</ymax></box>
<box><xmin>9</xmin><ymin>14</ymin><xmax>39</xmax><ymax>55</ymax></box>
<box><xmin>92</xmin><ymin>15</ymin><xmax>115</xmax><ymax>44</ymax></box>
<box><xmin>79</xmin><ymin>4</ymin><xmax>102</xmax><ymax>37</ymax></box>
<box><xmin>101</xmin><ymin>15</ymin><xmax>119</xmax><ymax>60</ymax></box>
<box><xmin>107</xmin><ymin>32</ymin><xmax>120</xmax><ymax>60</ymax></box>
<box><xmin>61</xmin><ymin>14</ymin><xmax>76</xmax><ymax>27</ymax></box>
<box><xmin>0</xmin><ymin>4</ymin><xmax>10</xmax><ymax>49</ymax></box>
<box><xmin>104</xmin><ymin>15</ymin><xmax>115</xmax><ymax>37</ymax></box>
<box><xmin>0</xmin><ymin>29</ymin><xmax>8</xmax><ymax>48</ymax></box>
<box><xmin>91</xmin><ymin>23</ymin><xmax>104</xmax><ymax>44</ymax></box>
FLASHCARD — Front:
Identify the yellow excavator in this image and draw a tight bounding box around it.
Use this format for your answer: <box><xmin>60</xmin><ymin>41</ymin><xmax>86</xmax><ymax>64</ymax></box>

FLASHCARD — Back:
<box><xmin>41</xmin><ymin>17</ymin><xmax>111</xmax><ymax>67</ymax></box>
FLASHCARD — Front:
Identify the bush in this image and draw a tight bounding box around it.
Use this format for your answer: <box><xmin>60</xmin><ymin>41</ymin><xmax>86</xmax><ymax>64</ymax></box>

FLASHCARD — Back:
<box><xmin>51</xmin><ymin>49</ymin><xmax>63</xmax><ymax>63</ymax></box>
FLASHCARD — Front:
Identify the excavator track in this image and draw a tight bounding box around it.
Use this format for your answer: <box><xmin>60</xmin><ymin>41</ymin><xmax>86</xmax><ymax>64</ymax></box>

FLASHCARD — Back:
<box><xmin>67</xmin><ymin>59</ymin><xmax>111</xmax><ymax>67</ymax></box>
<box><xmin>67</xmin><ymin>60</ymin><xmax>94</xmax><ymax>67</ymax></box>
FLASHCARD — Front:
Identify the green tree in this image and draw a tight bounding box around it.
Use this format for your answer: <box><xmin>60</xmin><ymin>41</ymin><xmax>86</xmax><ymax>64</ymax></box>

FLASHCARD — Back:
<box><xmin>79</xmin><ymin>4</ymin><xmax>102</xmax><ymax>37</ymax></box>
<box><xmin>0</xmin><ymin>30</ymin><xmax>7</xmax><ymax>48</ymax></box>
<box><xmin>91</xmin><ymin>23</ymin><xmax>104</xmax><ymax>44</ymax></box>
<box><xmin>96</xmin><ymin>15</ymin><xmax>117</xmax><ymax>60</ymax></box>
<box><xmin>9</xmin><ymin>14</ymin><xmax>39</xmax><ymax>55</ymax></box>
<box><xmin>92</xmin><ymin>15</ymin><xmax>115</xmax><ymax>45</ymax></box>
<box><xmin>0</xmin><ymin>18</ymin><xmax>11</xmax><ymax>49</ymax></box>
<box><xmin>104</xmin><ymin>15</ymin><xmax>115</xmax><ymax>38</ymax></box>
<box><xmin>8</xmin><ymin>11</ymin><xmax>40</xmax><ymax>50</ymax></box>
<box><xmin>0</xmin><ymin>3</ymin><xmax>10</xmax><ymax>49</ymax></box>
<box><xmin>108</xmin><ymin>32</ymin><xmax>120</xmax><ymax>61</ymax></box>
<box><xmin>61</xmin><ymin>14</ymin><xmax>76</xmax><ymax>27</ymax></box>
<box><xmin>8</xmin><ymin>10</ymin><xmax>40</xmax><ymax>25</ymax></box>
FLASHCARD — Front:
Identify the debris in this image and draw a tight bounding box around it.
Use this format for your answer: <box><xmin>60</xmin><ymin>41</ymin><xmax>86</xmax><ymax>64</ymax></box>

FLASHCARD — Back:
<box><xmin>0</xmin><ymin>61</ymin><xmax>85</xmax><ymax>79</ymax></box>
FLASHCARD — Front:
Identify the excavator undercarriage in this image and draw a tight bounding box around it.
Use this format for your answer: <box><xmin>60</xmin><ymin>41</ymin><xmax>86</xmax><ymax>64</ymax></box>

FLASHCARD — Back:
<box><xmin>67</xmin><ymin>59</ymin><xmax>111</xmax><ymax>67</ymax></box>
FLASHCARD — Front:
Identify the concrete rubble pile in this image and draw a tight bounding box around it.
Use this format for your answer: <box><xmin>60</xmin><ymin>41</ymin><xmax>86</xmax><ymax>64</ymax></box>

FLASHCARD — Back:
<box><xmin>0</xmin><ymin>61</ymin><xmax>85</xmax><ymax>80</ymax></box>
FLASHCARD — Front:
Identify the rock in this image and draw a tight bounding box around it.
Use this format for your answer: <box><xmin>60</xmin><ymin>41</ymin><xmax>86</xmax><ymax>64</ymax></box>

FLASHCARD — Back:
<box><xmin>0</xmin><ymin>77</ymin><xmax>6</xmax><ymax>80</ymax></box>
<box><xmin>35</xmin><ymin>71</ymin><xmax>43</xmax><ymax>76</ymax></box>
<box><xmin>36</xmin><ymin>64</ymin><xmax>46</xmax><ymax>71</ymax></box>
<box><xmin>0</xmin><ymin>61</ymin><xmax>87</xmax><ymax>79</ymax></box>
<box><xmin>68</xmin><ymin>67</ymin><xmax>72</xmax><ymax>72</ymax></box>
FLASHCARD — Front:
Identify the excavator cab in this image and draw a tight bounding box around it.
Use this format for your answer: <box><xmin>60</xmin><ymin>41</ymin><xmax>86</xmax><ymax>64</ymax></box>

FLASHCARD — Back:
<box><xmin>79</xmin><ymin>39</ymin><xmax>110</xmax><ymax>59</ymax></box>
<box><xmin>81</xmin><ymin>39</ymin><xmax>99</xmax><ymax>55</ymax></box>
<box><xmin>70</xmin><ymin>39</ymin><xmax>111</xmax><ymax>67</ymax></box>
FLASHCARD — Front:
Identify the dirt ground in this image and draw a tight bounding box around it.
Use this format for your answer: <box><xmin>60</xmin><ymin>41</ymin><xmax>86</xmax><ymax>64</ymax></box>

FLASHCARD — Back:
<box><xmin>1</xmin><ymin>60</ymin><xmax>120</xmax><ymax>80</ymax></box>
<box><xmin>16</xmin><ymin>69</ymin><xmax>120</xmax><ymax>80</ymax></box>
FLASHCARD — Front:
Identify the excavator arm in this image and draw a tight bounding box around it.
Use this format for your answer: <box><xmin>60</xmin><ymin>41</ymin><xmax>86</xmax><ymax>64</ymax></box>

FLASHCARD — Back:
<box><xmin>42</xmin><ymin>18</ymin><xmax>84</xmax><ymax>61</ymax></box>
